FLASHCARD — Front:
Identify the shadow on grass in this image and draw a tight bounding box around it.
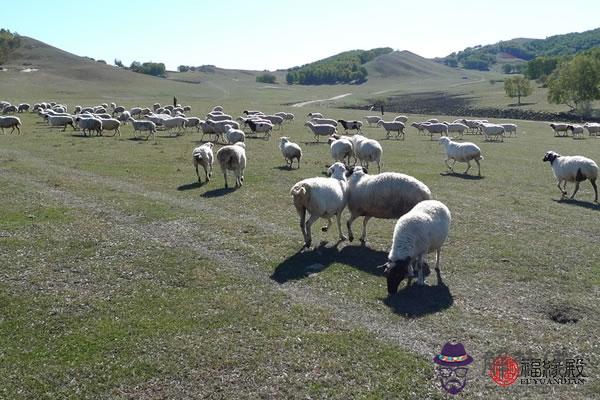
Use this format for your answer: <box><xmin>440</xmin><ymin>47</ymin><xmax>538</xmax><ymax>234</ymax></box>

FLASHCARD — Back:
<box><xmin>69</xmin><ymin>134</ymin><xmax>96</xmax><ymax>139</ymax></box>
<box><xmin>201</xmin><ymin>187</ymin><xmax>236</xmax><ymax>197</ymax></box>
<box><xmin>383</xmin><ymin>280</ymin><xmax>453</xmax><ymax>318</ymax></box>
<box><xmin>273</xmin><ymin>165</ymin><xmax>296</xmax><ymax>171</ymax></box>
<box><xmin>271</xmin><ymin>242</ymin><xmax>388</xmax><ymax>284</ymax></box>
<box><xmin>440</xmin><ymin>172</ymin><xmax>483</xmax><ymax>180</ymax></box>
<box><xmin>303</xmin><ymin>141</ymin><xmax>327</xmax><ymax>145</ymax></box>
<box><xmin>177</xmin><ymin>181</ymin><xmax>202</xmax><ymax>191</ymax></box>
<box><xmin>552</xmin><ymin>198</ymin><xmax>600</xmax><ymax>211</ymax></box>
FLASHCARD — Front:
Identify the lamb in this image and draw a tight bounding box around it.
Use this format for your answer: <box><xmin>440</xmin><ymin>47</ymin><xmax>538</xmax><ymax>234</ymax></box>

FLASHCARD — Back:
<box><xmin>377</xmin><ymin>120</ymin><xmax>405</xmax><ymax>139</ymax></box>
<box><xmin>542</xmin><ymin>151</ymin><xmax>598</xmax><ymax>202</ymax></box>
<box><xmin>549</xmin><ymin>123</ymin><xmax>569</xmax><ymax>137</ymax></box>
<box><xmin>307</xmin><ymin>112</ymin><xmax>323</xmax><ymax>119</ymax></box>
<box><xmin>48</xmin><ymin>115</ymin><xmax>75</xmax><ymax>131</ymax></box>
<box><xmin>304</xmin><ymin>121</ymin><xmax>337</xmax><ymax>142</ymax></box>
<box><xmin>479</xmin><ymin>123</ymin><xmax>505</xmax><ymax>142</ymax></box>
<box><xmin>345</xmin><ymin>166</ymin><xmax>432</xmax><ymax>243</ymax></box>
<box><xmin>393</xmin><ymin>115</ymin><xmax>409</xmax><ymax>123</ymax></box>
<box><xmin>129</xmin><ymin>118</ymin><xmax>157</xmax><ymax>141</ymax></box>
<box><xmin>246</xmin><ymin>119</ymin><xmax>273</xmax><ymax>139</ymax></box>
<box><xmin>364</xmin><ymin>116</ymin><xmax>382</xmax><ymax>127</ymax></box>
<box><xmin>99</xmin><ymin>118</ymin><xmax>121</xmax><ymax>136</ymax></box>
<box><xmin>279</xmin><ymin>137</ymin><xmax>303</xmax><ymax>169</ymax></box>
<box><xmin>443</xmin><ymin>122</ymin><xmax>469</xmax><ymax>138</ymax></box>
<box><xmin>311</xmin><ymin>118</ymin><xmax>338</xmax><ymax>126</ymax></box>
<box><xmin>75</xmin><ymin>116</ymin><xmax>102</xmax><ymax>136</ymax></box>
<box><xmin>584</xmin><ymin>122</ymin><xmax>600</xmax><ymax>137</ymax></box>
<box><xmin>567</xmin><ymin>124</ymin><xmax>584</xmax><ymax>139</ymax></box>
<box><xmin>379</xmin><ymin>200</ymin><xmax>451</xmax><ymax>294</ymax></box>
<box><xmin>338</xmin><ymin>119</ymin><xmax>363</xmax><ymax>133</ymax></box>
<box><xmin>0</xmin><ymin>116</ymin><xmax>21</xmax><ymax>134</ymax></box>
<box><xmin>328</xmin><ymin>136</ymin><xmax>354</xmax><ymax>165</ymax></box>
<box><xmin>438</xmin><ymin>137</ymin><xmax>483</xmax><ymax>176</ymax></box>
<box><xmin>423</xmin><ymin>123</ymin><xmax>448</xmax><ymax>140</ymax></box>
<box><xmin>501</xmin><ymin>123</ymin><xmax>518</xmax><ymax>137</ymax></box>
<box><xmin>17</xmin><ymin>103</ymin><xmax>30</xmax><ymax>113</ymax></box>
<box><xmin>224</xmin><ymin>124</ymin><xmax>246</xmax><ymax>144</ymax></box>
<box><xmin>192</xmin><ymin>142</ymin><xmax>214</xmax><ymax>184</ymax></box>
<box><xmin>290</xmin><ymin>162</ymin><xmax>348</xmax><ymax>247</ymax></box>
<box><xmin>216</xmin><ymin>142</ymin><xmax>247</xmax><ymax>188</ymax></box>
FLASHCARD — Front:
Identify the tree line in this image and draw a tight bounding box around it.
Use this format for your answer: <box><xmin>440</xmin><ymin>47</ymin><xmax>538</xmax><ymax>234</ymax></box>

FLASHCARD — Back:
<box><xmin>114</xmin><ymin>59</ymin><xmax>166</xmax><ymax>77</ymax></box>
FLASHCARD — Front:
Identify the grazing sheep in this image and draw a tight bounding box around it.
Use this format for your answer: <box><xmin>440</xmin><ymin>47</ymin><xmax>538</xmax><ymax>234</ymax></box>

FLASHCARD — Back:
<box><xmin>377</xmin><ymin>120</ymin><xmax>405</xmax><ymax>139</ymax></box>
<box><xmin>443</xmin><ymin>122</ymin><xmax>469</xmax><ymax>138</ymax></box>
<box><xmin>501</xmin><ymin>123</ymin><xmax>518</xmax><ymax>137</ymax></box>
<box><xmin>243</xmin><ymin>109</ymin><xmax>263</xmax><ymax>115</ymax></box>
<box><xmin>216</xmin><ymin>142</ymin><xmax>247</xmax><ymax>188</ymax></box>
<box><xmin>184</xmin><ymin>117</ymin><xmax>201</xmax><ymax>130</ymax></box>
<box><xmin>17</xmin><ymin>103</ymin><xmax>30</xmax><ymax>113</ymax></box>
<box><xmin>584</xmin><ymin>122</ymin><xmax>600</xmax><ymax>137</ymax></box>
<box><xmin>364</xmin><ymin>115</ymin><xmax>383</xmax><ymax>127</ymax></box>
<box><xmin>350</xmin><ymin>134</ymin><xmax>383</xmax><ymax>173</ymax></box>
<box><xmin>2</xmin><ymin>105</ymin><xmax>17</xmax><ymax>114</ymax></box>
<box><xmin>100</xmin><ymin>118</ymin><xmax>121</xmax><ymax>136</ymax></box>
<box><xmin>338</xmin><ymin>119</ymin><xmax>363</xmax><ymax>133</ymax></box>
<box><xmin>549</xmin><ymin>123</ymin><xmax>569</xmax><ymax>137</ymax></box>
<box><xmin>304</xmin><ymin>121</ymin><xmax>337</xmax><ymax>142</ymax></box>
<box><xmin>543</xmin><ymin>151</ymin><xmax>598</xmax><ymax>202</ymax></box>
<box><xmin>311</xmin><ymin>118</ymin><xmax>338</xmax><ymax>126</ymax></box>
<box><xmin>112</xmin><ymin>106</ymin><xmax>125</xmax><ymax>116</ymax></box>
<box><xmin>279</xmin><ymin>137</ymin><xmax>303</xmax><ymax>169</ymax></box>
<box><xmin>246</xmin><ymin>119</ymin><xmax>273</xmax><ymax>139</ymax></box>
<box><xmin>75</xmin><ymin>116</ymin><xmax>102</xmax><ymax>136</ymax></box>
<box><xmin>162</xmin><ymin>116</ymin><xmax>187</xmax><ymax>134</ymax></box>
<box><xmin>48</xmin><ymin>115</ymin><xmax>75</xmax><ymax>132</ymax></box>
<box><xmin>328</xmin><ymin>136</ymin><xmax>354</xmax><ymax>165</ymax></box>
<box><xmin>393</xmin><ymin>115</ymin><xmax>409</xmax><ymax>123</ymax></box>
<box><xmin>260</xmin><ymin>115</ymin><xmax>284</xmax><ymax>129</ymax></box>
<box><xmin>129</xmin><ymin>118</ymin><xmax>157</xmax><ymax>141</ymax></box>
<box><xmin>0</xmin><ymin>116</ymin><xmax>21</xmax><ymax>134</ymax></box>
<box><xmin>438</xmin><ymin>137</ymin><xmax>483</xmax><ymax>176</ymax></box>
<box><xmin>130</xmin><ymin>107</ymin><xmax>143</xmax><ymax>118</ymax></box>
<box><xmin>192</xmin><ymin>142</ymin><xmax>214</xmax><ymax>184</ymax></box>
<box><xmin>290</xmin><ymin>162</ymin><xmax>348</xmax><ymax>247</ymax></box>
<box><xmin>207</xmin><ymin>113</ymin><xmax>233</xmax><ymax>121</ymax></box>
<box><xmin>567</xmin><ymin>124</ymin><xmax>585</xmax><ymax>139</ymax></box>
<box><xmin>224</xmin><ymin>124</ymin><xmax>246</xmax><ymax>144</ymax></box>
<box><xmin>380</xmin><ymin>200</ymin><xmax>451</xmax><ymax>294</ymax></box>
<box><xmin>199</xmin><ymin>120</ymin><xmax>223</xmax><ymax>143</ymax></box>
<box><xmin>479</xmin><ymin>123</ymin><xmax>505</xmax><ymax>142</ymax></box>
<box><xmin>423</xmin><ymin>123</ymin><xmax>449</xmax><ymax>140</ymax></box>
<box><xmin>307</xmin><ymin>112</ymin><xmax>323</xmax><ymax>119</ymax></box>
<box><xmin>345</xmin><ymin>166</ymin><xmax>432</xmax><ymax>243</ymax></box>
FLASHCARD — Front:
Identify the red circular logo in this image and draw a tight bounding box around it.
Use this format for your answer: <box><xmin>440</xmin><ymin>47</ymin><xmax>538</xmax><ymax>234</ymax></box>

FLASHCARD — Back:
<box><xmin>488</xmin><ymin>355</ymin><xmax>520</xmax><ymax>387</ymax></box>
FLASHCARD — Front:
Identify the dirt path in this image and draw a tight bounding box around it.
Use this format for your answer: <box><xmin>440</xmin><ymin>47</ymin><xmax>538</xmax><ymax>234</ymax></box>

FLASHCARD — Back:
<box><xmin>291</xmin><ymin>93</ymin><xmax>352</xmax><ymax>107</ymax></box>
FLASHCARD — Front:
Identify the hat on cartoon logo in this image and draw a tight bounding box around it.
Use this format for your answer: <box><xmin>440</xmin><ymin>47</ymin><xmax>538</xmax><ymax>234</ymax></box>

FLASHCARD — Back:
<box><xmin>433</xmin><ymin>342</ymin><xmax>473</xmax><ymax>395</ymax></box>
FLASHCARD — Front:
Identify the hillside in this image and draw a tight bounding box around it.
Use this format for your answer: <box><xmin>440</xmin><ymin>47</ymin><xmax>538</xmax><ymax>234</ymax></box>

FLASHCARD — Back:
<box><xmin>366</xmin><ymin>50</ymin><xmax>468</xmax><ymax>78</ymax></box>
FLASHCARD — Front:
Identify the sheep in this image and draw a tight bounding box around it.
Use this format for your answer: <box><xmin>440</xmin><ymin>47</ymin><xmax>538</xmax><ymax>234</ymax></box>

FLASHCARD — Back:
<box><xmin>328</xmin><ymin>136</ymin><xmax>354</xmax><ymax>165</ymax></box>
<box><xmin>364</xmin><ymin>116</ymin><xmax>383</xmax><ymax>127</ymax></box>
<box><xmin>460</xmin><ymin>119</ymin><xmax>487</xmax><ymax>134</ymax></box>
<box><xmin>311</xmin><ymin>118</ymin><xmax>338</xmax><ymax>126</ymax></box>
<box><xmin>192</xmin><ymin>142</ymin><xmax>214</xmax><ymax>184</ymax></box>
<box><xmin>345</xmin><ymin>166</ymin><xmax>432</xmax><ymax>243</ymax></box>
<box><xmin>275</xmin><ymin>112</ymin><xmax>295</xmax><ymax>123</ymax></box>
<box><xmin>224</xmin><ymin>124</ymin><xmax>246</xmax><ymax>144</ymax></box>
<box><xmin>243</xmin><ymin>110</ymin><xmax>263</xmax><ymax>115</ymax></box>
<box><xmin>426</xmin><ymin>118</ymin><xmax>439</xmax><ymax>123</ymax></box>
<box><xmin>129</xmin><ymin>118</ymin><xmax>157</xmax><ymax>141</ymax></box>
<box><xmin>584</xmin><ymin>122</ymin><xmax>600</xmax><ymax>137</ymax></box>
<box><xmin>164</xmin><ymin>105</ymin><xmax>174</xmax><ymax>111</ymax></box>
<box><xmin>162</xmin><ymin>116</ymin><xmax>187</xmax><ymax>134</ymax></box>
<box><xmin>290</xmin><ymin>162</ymin><xmax>348</xmax><ymax>247</ymax></box>
<box><xmin>94</xmin><ymin>113</ymin><xmax>112</xmax><ymax>120</ymax></box>
<box><xmin>216</xmin><ymin>142</ymin><xmax>247</xmax><ymax>188</ymax></box>
<box><xmin>377</xmin><ymin>120</ymin><xmax>405</xmax><ymax>139</ymax></box>
<box><xmin>207</xmin><ymin>113</ymin><xmax>233</xmax><ymax>122</ymax></box>
<box><xmin>423</xmin><ymin>123</ymin><xmax>448</xmax><ymax>140</ymax></box>
<box><xmin>93</xmin><ymin>106</ymin><xmax>106</xmax><ymax>114</ymax></box>
<box><xmin>17</xmin><ymin>103</ymin><xmax>30</xmax><ymax>113</ymax></box>
<box><xmin>351</xmin><ymin>134</ymin><xmax>382</xmax><ymax>173</ymax></box>
<box><xmin>338</xmin><ymin>119</ymin><xmax>363</xmax><ymax>133</ymax></box>
<box><xmin>112</xmin><ymin>106</ymin><xmax>125</xmax><ymax>116</ymax></box>
<box><xmin>245</xmin><ymin>119</ymin><xmax>273</xmax><ymax>139</ymax></box>
<box><xmin>207</xmin><ymin>119</ymin><xmax>241</xmax><ymax>134</ymax></box>
<box><xmin>75</xmin><ymin>116</ymin><xmax>103</xmax><ymax>136</ymax></box>
<box><xmin>411</xmin><ymin>122</ymin><xmax>429</xmax><ymax>135</ymax></box>
<box><xmin>443</xmin><ymin>122</ymin><xmax>469</xmax><ymax>138</ymax></box>
<box><xmin>130</xmin><ymin>107</ymin><xmax>143</xmax><ymax>118</ymax></box>
<box><xmin>48</xmin><ymin>115</ymin><xmax>75</xmax><ymax>131</ymax></box>
<box><xmin>438</xmin><ymin>137</ymin><xmax>483</xmax><ymax>176</ymax></box>
<box><xmin>279</xmin><ymin>137</ymin><xmax>303</xmax><ymax>169</ymax></box>
<box><xmin>2</xmin><ymin>105</ymin><xmax>17</xmax><ymax>114</ymax></box>
<box><xmin>0</xmin><ymin>116</ymin><xmax>21</xmax><ymax>134</ymax></box>
<box><xmin>304</xmin><ymin>121</ymin><xmax>337</xmax><ymax>142</ymax></box>
<box><xmin>99</xmin><ymin>118</ymin><xmax>121</xmax><ymax>136</ymax></box>
<box><xmin>153</xmin><ymin>103</ymin><xmax>161</xmax><ymax>111</ymax></box>
<box><xmin>118</xmin><ymin>111</ymin><xmax>131</xmax><ymax>124</ymax></box>
<box><xmin>393</xmin><ymin>115</ymin><xmax>409</xmax><ymax>123</ymax></box>
<box><xmin>81</xmin><ymin>107</ymin><xmax>94</xmax><ymax>114</ymax></box>
<box><xmin>260</xmin><ymin>114</ymin><xmax>284</xmax><ymax>129</ymax></box>
<box><xmin>549</xmin><ymin>123</ymin><xmax>569</xmax><ymax>137</ymax></box>
<box><xmin>307</xmin><ymin>112</ymin><xmax>324</xmax><ymax>119</ymax></box>
<box><xmin>198</xmin><ymin>120</ymin><xmax>223</xmax><ymax>143</ymax></box>
<box><xmin>501</xmin><ymin>123</ymin><xmax>518</xmax><ymax>137</ymax></box>
<box><xmin>542</xmin><ymin>151</ymin><xmax>598</xmax><ymax>202</ymax></box>
<box><xmin>184</xmin><ymin>117</ymin><xmax>201</xmax><ymax>130</ymax></box>
<box><xmin>101</xmin><ymin>103</ymin><xmax>109</xmax><ymax>109</ymax></box>
<box><xmin>567</xmin><ymin>124</ymin><xmax>585</xmax><ymax>139</ymax></box>
<box><xmin>379</xmin><ymin>200</ymin><xmax>451</xmax><ymax>294</ymax></box>
<box><xmin>479</xmin><ymin>123</ymin><xmax>505</xmax><ymax>142</ymax></box>
<box><xmin>212</xmin><ymin>106</ymin><xmax>224</xmax><ymax>112</ymax></box>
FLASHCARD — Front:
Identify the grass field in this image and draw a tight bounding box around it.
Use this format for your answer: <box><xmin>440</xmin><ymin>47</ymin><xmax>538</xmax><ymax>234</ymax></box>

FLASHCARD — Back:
<box><xmin>1</xmin><ymin>38</ymin><xmax>599</xmax><ymax>399</ymax></box>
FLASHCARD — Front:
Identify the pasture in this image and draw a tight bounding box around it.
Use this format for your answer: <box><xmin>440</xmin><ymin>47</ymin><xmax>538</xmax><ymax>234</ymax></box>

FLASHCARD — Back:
<box><xmin>1</xmin><ymin>91</ymin><xmax>599</xmax><ymax>399</ymax></box>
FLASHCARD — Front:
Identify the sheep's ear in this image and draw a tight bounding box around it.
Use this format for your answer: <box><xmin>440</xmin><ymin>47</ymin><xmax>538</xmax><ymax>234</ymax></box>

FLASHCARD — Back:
<box><xmin>363</xmin><ymin>167</ymin><xmax>368</xmax><ymax>175</ymax></box>
<box><xmin>345</xmin><ymin>166</ymin><xmax>355</xmax><ymax>177</ymax></box>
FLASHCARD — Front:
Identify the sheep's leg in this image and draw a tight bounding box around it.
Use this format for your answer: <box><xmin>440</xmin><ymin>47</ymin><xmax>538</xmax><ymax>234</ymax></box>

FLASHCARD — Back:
<box><xmin>416</xmin><ymin>256</ymin><xmax>425</xmax><ymax>285</ymax></box>
<box><xmin>298</xmin><ymin>208</ymin><xmax>308</xmax><ymax>244</ymax></box>
<box><xmin>195</xmin><ymin>164</ymin><xmax>201</xmax><ymax>183</ymax></box>
<box><xmin>589</xmin><ymin>178</ymin><xmax>599</xmax><ymax>202</ymax></box>
<box><xmin>346</xmin><ymin>214</ymin><xmax>359</xmax><ymax>242</ymax></box>
<box><xmin>202</xmin><ymin>164</ymin><xmax>209</xmax><ymax>183</ymax></box>
<box><xmin>464</xmin><ymin>160</ymin><xmax>471</xmax><ymax>174</ymax></box>
<box><xmin>223</xmin><ymin>170</ymin><xmax>229</xmax><ymax>188</ymax></box>
<box><xmin>377</xmin><ymin>161</ymin><xmax>381</xmax><ymax>173</ymax></box>
<box><xmin>444</xmin><ymin>158</ymin><xmax>452</xmax><ymax>171</ymax></box>
<box><xmin>557</xmin><ymin>180</ymin><xmax>567</xmax><ymax>197</ymax></box>
<box><xmin>359</xmin><ymin>216</ymin><xmax>372</xmax><ymax>244</ymax></box>
<box><xmin>475</xmin><ymin>159</ymin><xmax>481</xmax><ymax>177</ymax></box>
<box><xmin>435</xmin><ymin>249</ymin><xmax>443</xmax><ymax>284</ymax></box>
<box><xmin>321</xmin><ymin>218</ymin><xmax>331</xmax><ymax>232</ymax></box>
<box><xmin>335</xmin><ymin>212</ymin><xmax>347</xmax><ymax>241</ymax></box>
<box><xmin>570</xmin><ymin>181</ymin><xmax>580</xmax><ymax>200</ymax></box>
<box><xmin>304</xmin><ymin>213</ymin><xmax>320</xmax><ymax>248</ymax></box>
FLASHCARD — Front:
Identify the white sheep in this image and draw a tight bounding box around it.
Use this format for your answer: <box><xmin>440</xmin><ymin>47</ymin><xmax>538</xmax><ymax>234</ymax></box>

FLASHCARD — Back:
<box><xmin>423</xmin><ymin>123</ymin><xmax>448</xmax><ymax>140</ymax></box>
<box><xmin>501</xmin><ymin>123</ymin><xmax>518</xmax><ymax>137</ymax></box>
<box><xmin>216</xmin><ymin>142</ymin><xmax>247</xmax><ymax>188</ymax></box>
<box><xmin>162</xmin><ymin>116</ymin><xmax>187</xmax><ymax>134</ymax></box>
<box><xmin>290</xmin><ymin>162</ymin><xmax>348</xmax><ymax>247</ymax></box>
<box><xmin>307</xmin><ymin>112</ymin><xmax>324</xmax><ymax>119</ymax></box>
<box><xmin>350</xmin><ymin>134</ymin><xmax>382</xmax><ymax>173</ymax></box>
<box><xmin>443</xmin><ymin>122</ymin><xmax>469</xmax><ymax>138</ymax></box>
<box><xmin>199</xmin><ymin>120</ymin><xmax>224</xmax><ymax>143</ymax></box>
<box><xmin>328</xmin><ymin>136</ymin><xmax>354</xmax><ymax>165</ymax></box>
<box><xmin>100</xmin><ymin>118</ymin><xmax>121</xmax><ymax>136</ymax></box>
<box><xmin>393</xmin><ymin>115</ymin><xmax>409</xmax><ymax>123</ymax></box>
<box><xmin>224</xmin><ymin>124</ymin><xmax>246</xmax><ymax>144</ymax></box>
<box><xmin>184</xmin><ymin>117</ymin><xmax>201</xmax><ymax>130</ymax></box>
<box><xmin>426</xmin><ymin>118</ymin><xmax>439</xmax><ymax>123</ymax></box>
<box><xmin>438</xmin><ymin>137</ymin><xmax>483</xmax><ymax>176</ymax></box>
<box><xmin>567</xmin><ymin>124</ymin><xmax>584</xmax><ymax>139</ymax></box>
<box><xmin>2</xmin><ymin>105</ymin><xmax>17</xmax><ymax>114</ymax></box>
<box><xmin>275</xmin><ymin>111</ymin><xmax>295</xmax><ymax>123</ymax></box>
<box><xmin>112</xmin><ymin>106</ymin><xmax>125</xmax><ymax>116</ymax></box>
<box><xmin>207</xmin><ymin>119</ymin><xmax>241</xmax><ymax>133</ymax></box>
<box><xmin>311</xmin><ymin>118</ymin><xmax>338</xmax><ymax>126</ymax></box>
<box><xmin>380</xmin><ymin>200</ymin><xmax>451</xmax><ymax>294</ymax></box>
<box><xmin>129</xmin><ymin>118</ymin><xmax>157</xmax><ymax>141</ymax></box>
<box><xmin>377</xmin><ymin>120</ymin><xmax>405</xmax><ymax>139</ymax></box>
<box><xmin>118</xmin><ymin>111</ymin><xmax>131</xmax><ymax>124</ymax></box>
<box><xmin>260</xmin><ymin>115</ymin><xmax>284</xmax><ymax>129</ymax></box>
<box><xmin>0</xmin><ymin>116</ymin><xmax>21</xmax><ymax>134</ymax></box>
<box><xmin>345</xmin><ymin>166</ymin><xmax>432</xmax><ymax>243</ymax></box>
<box><xmin>207</xmin><ymin>114</ymin><xmax>233</xmax><ymax>122</ymax></box>
<box><xmin>584</xmin><ymin>122</ymin><xmax>600</xmax><ymax>137</ymax></box>
<box><xmin>17</xmin><ymin>103</ymin><xmax>30</xmax><ymax>113</ymax></box>
<box><xmin>549</xmin><ymin>123</ymin><xmax>569</xmax><ymax>137</ymax></box>
<box><xmin>304</xmin><ymin>121</ymin><xmax>337</xmax><ymax>142</ymax></box>
<box><xmin>48</xmin><ymin>115</ymin><xmax>75</xmax><ymax>131</ymax></box>
<box><xmin>130</xmin><ymin>107</ymin><xmax>143</xmax><ymax>117</ymax></box>
<box><xmin>479</xmin><ymin>123</ymin><xmax>505</xmax><ymax>141</ymax></box>
<box><xmin>411</xmin><ymin>122</ymin><xmax>428</xmax><ymax>135</ymax></box>
<box><xmin>542</xmin><ymin>151</ymin><xmax>598</xmax><ymax>202</ymax></box>
<box><xmin>364</xmin><ymin>116</ymin><xmax>383</xmax><ymax>127</ymax></box>
<box><xmin>192</xmin><ymin>142</ymin><xmax>214</xmax><ymax>184</ymax></box>
<box><xmin>279</xmin><ymin>137</ymin><xmax>303</xmax><ymax>169</ymax></box>
<box><xmin>75</xmin><ymin>116</ymin><xmax>102</xmax><ymax>136</ymax></box>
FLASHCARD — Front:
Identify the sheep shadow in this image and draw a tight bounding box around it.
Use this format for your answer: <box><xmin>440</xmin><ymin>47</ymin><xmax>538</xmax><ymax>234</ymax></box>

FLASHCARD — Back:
<box><xmin>69</xmin><ymin>134</ymin><xmax>96</xmax><ymax>139</ymax></box>
<box><xmin>383</xmin><ymin>280</ymin><xmax>453</xmax><ymax>318</ymax></box>
<box><xmin>201</xmin><ymin>187</ymin><xmax>236</xmax><ymax>197</ymax></box>
<box><xmin>177</xmin><ymin>181</ymin><xmax>202</xmax><ymax>191</ymax></box>
<box><xmin>271</xmin><ymin>243</ymin><xmax>388</xmax><ymax>284</ymax></box>
<box><xmin>303</xmin><ymin>141</ymin><xmax>328</xmax><ymax>145</ymax></box>
<box><xmin>440</xmin><ymin>172</ymin><xmax>483</xmax><ymax>180</ymax></box>
<box><xmin>273</xmin><ymin>165</ymin><xmax>298</xmax><ymax>171</ymax></box>
<box><xmin>552</xmin><ymin>198</ymin><xmax>600</xmax><ymax>211</ymax></box>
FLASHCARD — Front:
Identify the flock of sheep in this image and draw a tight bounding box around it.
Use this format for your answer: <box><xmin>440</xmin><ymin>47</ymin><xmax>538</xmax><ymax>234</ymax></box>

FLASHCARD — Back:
<box><xmin>1</xmin><ymin>99</ymin><xmax>599</xmax><ymax>294</ymax></box>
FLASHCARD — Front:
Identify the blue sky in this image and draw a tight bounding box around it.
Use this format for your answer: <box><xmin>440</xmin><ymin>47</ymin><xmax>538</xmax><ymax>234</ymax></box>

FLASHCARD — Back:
<box><xmin>1</xmin><ymin>0</ymin><xmax>598</xmax><ymax>71</ymax></box>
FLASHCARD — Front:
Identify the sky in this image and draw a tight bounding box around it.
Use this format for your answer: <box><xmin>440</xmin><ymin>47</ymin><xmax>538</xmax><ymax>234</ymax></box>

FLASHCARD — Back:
<box><xmin>1</xmin><ymin>0</ymin><xmax>599</xmax><ymax>71</ymax></box>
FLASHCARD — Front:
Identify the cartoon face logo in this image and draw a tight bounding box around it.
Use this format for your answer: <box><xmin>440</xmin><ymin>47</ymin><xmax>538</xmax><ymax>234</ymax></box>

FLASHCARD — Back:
<box><xmin>433</xmin><ymin>342</ymin><xmax>473</xmax><ymax>395</ymax></box>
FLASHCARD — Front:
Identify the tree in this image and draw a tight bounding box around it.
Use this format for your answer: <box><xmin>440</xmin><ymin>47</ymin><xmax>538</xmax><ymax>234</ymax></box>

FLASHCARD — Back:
<box><xmin>114</xmin><ymin>59</ymin><xmax>125</xmax><ymax>68</ymax></box>
<box><xmin>504</xmin><ymin>76</ymin><xmax>533</xmax><ymax>105</ymax></box>
<box><xmin>547</xmin><ymin>52</ymin><xmax>600</xmax><ymax>111</ymax></box>
<box><xmin>178</xmin><ymin>65</ymin><xmax>190</xmax><ymax>72</ymax></box>
<box><xmin>256</xmin><ymin>73</ymin><xmax>277</xmax><ymax>84</ymax></box>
